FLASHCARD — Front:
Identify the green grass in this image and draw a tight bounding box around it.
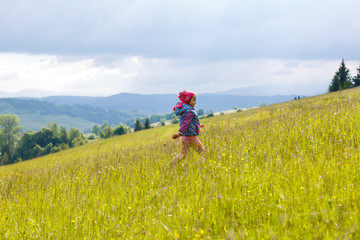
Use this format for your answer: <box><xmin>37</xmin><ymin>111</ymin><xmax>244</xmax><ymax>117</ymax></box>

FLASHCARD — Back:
<box><xmin>1</xmin><ymin>88</ymin><xmax>360</xmax><ymax>239</ymax></box>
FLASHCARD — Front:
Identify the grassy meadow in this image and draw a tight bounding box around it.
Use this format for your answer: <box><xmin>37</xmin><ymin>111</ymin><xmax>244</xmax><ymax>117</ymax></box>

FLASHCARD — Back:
<box><xmin>1</xmin><ymin>88</ymin><xmax>360</xmax><ymax>239</ymax></box>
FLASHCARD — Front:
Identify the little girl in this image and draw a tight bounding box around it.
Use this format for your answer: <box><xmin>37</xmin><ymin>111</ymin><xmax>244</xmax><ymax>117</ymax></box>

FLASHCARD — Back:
<box><xmin>170</xmin><ymin>90</ymin><xmax>205</xmax><ymax>165</ymax></box>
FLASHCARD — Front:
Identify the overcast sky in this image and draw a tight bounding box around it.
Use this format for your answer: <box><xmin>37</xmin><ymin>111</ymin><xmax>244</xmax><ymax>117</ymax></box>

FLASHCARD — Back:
<box><xmin>0</xmin><ymin>0</ymin><xmax>359</xmax><ymax>96</ymax></box>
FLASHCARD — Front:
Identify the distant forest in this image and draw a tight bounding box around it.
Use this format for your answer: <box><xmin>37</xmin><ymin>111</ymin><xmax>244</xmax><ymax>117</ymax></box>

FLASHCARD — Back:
<box><xmin>0</xmin><ymin>98</ymin><xmax>132</xmax><ymax>126</ymax></box>
<box><xmin>1</xmin><ymin>94</ymin><xmax>296</xmax><ymax>132</ymax></box>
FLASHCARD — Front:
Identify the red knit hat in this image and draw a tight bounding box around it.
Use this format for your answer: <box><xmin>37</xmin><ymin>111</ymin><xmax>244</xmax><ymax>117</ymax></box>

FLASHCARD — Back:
<box><xmin>178</xmin><ymin>90</ymin><xmax>195</xmax><ymax>104</ymax></box>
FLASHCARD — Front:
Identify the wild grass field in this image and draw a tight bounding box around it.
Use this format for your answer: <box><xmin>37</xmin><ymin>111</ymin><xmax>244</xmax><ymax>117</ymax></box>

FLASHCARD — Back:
<box><xmin>1</xmin><ymin>88</ymin><xmax>360</xmax><ymax>239</ymax></box>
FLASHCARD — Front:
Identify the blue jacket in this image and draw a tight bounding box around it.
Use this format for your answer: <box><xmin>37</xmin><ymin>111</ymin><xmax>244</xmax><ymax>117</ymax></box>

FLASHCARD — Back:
<box><xmin>174</xmin><ymin>102</ymin><xmax>200</xmax><ymax>136</ymax></box>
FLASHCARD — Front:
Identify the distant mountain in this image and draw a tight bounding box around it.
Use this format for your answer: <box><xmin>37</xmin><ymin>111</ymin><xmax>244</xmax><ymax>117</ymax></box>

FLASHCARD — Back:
<box><xmin>0</xmin><ymin>98</ymin><xmax>135</xmax><ymax>132</ymax></box>
<box><xmin>42</xmin><ymin>93</ymin><xmax>296</xmax><ymax>113</ymax></box>
<box><xmin>42</xmin><ymin>93</ymin><xmax>176</xmax><ymax>113</ymax></box>
<box><xmin>1</xmin><ymin>92</ymin><xmax>297</xmax><ymax>132</ymax></box>
<box><xmin>0</xmin><ymin>84</ymin><xmax>322</xmax><ymax>98</ymax></box>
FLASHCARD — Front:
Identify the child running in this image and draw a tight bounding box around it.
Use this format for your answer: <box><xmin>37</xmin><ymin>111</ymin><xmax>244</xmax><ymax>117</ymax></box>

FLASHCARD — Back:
<box><xmin>170</xmin><ymin>90</ymin><xmax>205</xmax><ymax>165</ymax></box>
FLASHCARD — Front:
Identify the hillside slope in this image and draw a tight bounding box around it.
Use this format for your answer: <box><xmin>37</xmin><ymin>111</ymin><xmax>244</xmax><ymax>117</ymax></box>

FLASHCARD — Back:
<box><xmin>0</xmin><ymin>98</ymin><xmax>134</xmax><ymax>131</ymax></box>
<box><xmin>1</xmin><ymin>88</ymin><xmax>360</xmax><ymax>238</ymax></box>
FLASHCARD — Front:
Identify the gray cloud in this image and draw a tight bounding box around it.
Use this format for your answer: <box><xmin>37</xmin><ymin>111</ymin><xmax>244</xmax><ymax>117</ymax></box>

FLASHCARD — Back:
<box><xmin>1</xmin><ymin>1</ymin><xmax>359</xmax><ymax>96</ymax></box>
<box><xmin>0</xmin><ymin>53</ymin><xmax>359</xmax><ymax>96</ymax></box>
<box><xmin>1</xmin><ymin>0</ymin><xmax>359</xmax><ymax>60</ymax></box>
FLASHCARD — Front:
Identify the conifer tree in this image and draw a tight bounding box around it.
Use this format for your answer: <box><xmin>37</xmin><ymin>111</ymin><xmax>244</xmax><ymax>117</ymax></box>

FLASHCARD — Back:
<box><xmin>353</xmin><ymin>65</ymin><xmax>360</xmax><ymax>87</ymax></box>
<box><xmin>144</xmin><ymin>117</ymin><xmax>151</xmax><ymax>129</ymax></box>
<box><xmin>329</xmin><ymin>59</ymin><xmax>352</xmax><ymax>92</ymax></box>
<box><xmin>134</xmin><ymin>119</ymin><xmax>144</xmax><ymax>132</ymax></box>
<box><xmin>329</xmin><ymin>75</ymin><xmax>340</xmax><ymax>92</ymax></box>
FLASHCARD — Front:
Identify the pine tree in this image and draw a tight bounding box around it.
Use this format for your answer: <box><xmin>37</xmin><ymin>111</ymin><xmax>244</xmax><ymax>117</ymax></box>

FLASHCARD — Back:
<box><xmin>134</xmin><ymin>119</ymin><xmax>144</xmax><ymax>132</ymax></box>
<box><xmin>329</xmin><ymin>59</ymin><xmax>352</xmax><ymax>92</ymax></box>
<box><xmin>144</xmin><ymin>118</ymin><xmax>151</xmax><ymax>129</ymax></box>
<box><xmin>329</xmin><ymin>75</ymin><xmax>340</xmax><ymax>92</ymax></box>
<box><xmin>353</xmin><ymin>65</ymin><xmax>360</xmax><ymax>87</ymax></box>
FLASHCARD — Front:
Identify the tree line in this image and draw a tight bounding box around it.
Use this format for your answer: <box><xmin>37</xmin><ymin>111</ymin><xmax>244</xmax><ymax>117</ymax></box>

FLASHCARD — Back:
<box><xmin>0</xmin><ymin>98</ymin><xmax>132</xmax><ymax>126</ymax></box>
<box><xmin>0</xmin><ymin>109</ymin><xmax>185</xmax><ymax>165</ymax></box>
<box><xmin>329</xmin><ymin>59</ymin><xmax>360</xmax><ymax>92</ymax></box>
<box><xmin>0</xmin><ymin>103</ymin><xmax>210</xmax><ymax>166</ymax></box>
<box><xmin>90</xmin><ymin>122</ymin><xmax>131</xmax><ymax>139</ymax></box>
<box><xmin>0</xmin><ymin>115</ymin><xmax>132</xmax><ymax>166</ymax></box>
<box><xmin>0</xmin><ymin>115</ymin><xmax>88</xmax><ymax>165</ymax></box>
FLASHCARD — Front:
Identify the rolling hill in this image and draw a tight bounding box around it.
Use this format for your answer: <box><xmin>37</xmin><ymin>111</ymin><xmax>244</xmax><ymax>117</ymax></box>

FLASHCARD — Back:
<box><xmin>0</xmin><ymin>93</ymin><xmax>296</xmax><ymax>131</ymax></box>
<box><xmin>1</xmin><ymin>88</ymin><xmax>360</xmax><ymax>238</ymax></box>
<box><xmin>41</xmin><ymin>93</ymin><xmax>296</xmax><ymax>113</ymax></box>
<box><xmin>0</xmin><ymin>98</ymin><xmax>137</xmax><ymax>132</ymax></box>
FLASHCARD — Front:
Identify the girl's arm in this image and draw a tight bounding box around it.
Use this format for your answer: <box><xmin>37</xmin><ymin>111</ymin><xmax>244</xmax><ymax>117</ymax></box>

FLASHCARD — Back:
<box><xmin>172</xmin><ymin>112</ymin><xmax>193</xmax><ymax>139</ymax></box>
<box><xmin>172</xmin><ymin>112</ymin><xmax>205</xmax><ymax>139</ymax></box>
<box><xmin>178</xmin><ymin>112</ymin><xmax>193</xmax><ymax>134</ymax></box>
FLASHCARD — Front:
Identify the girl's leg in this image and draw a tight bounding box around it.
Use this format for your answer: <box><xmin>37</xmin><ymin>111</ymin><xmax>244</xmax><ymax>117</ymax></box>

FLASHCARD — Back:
<box><xmin>170</xmin><ymin>136</ymin><xmax>190</xmax><ymax>165</ymax></box>
<box><xmin>193</xmin><ymin>137</ymin><xmax>206</xmax><ymax>158</ymax></box>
